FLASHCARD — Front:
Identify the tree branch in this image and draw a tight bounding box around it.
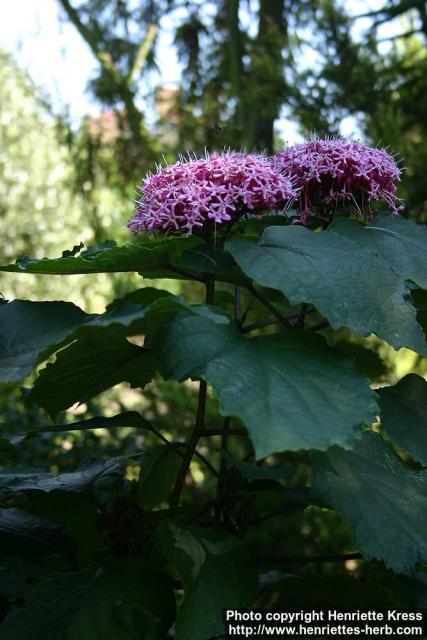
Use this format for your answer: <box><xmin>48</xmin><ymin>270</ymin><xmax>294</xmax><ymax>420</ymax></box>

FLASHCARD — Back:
<box><xmin>128</xmin><ymin>23</ymin><xmax>159</xmax><ymax>84</ymax></box>
<box><xmin>57</xmin><ymin>0</ymin><xmax>145</xmax><ymax>143</ymax></box>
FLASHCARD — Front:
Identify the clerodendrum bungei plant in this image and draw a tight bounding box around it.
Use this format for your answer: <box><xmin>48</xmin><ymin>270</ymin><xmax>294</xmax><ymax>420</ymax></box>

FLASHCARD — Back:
<box><xmin>1</xmin><ymin>139</ymin><xmax>427</xmax><ymax>638</ymax></box>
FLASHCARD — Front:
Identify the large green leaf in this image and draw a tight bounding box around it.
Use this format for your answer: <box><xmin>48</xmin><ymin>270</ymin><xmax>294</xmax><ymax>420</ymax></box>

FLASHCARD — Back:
<box><xmin>0</xmin><ymin>457</ymin><xmax>125</xmax><ymax>500</ymax></box>
<box><xmin>137</xmin><ymin>445</ymin><xmax>182</xmax><ymax>508</ymax></box>
<box><xmin>159</xmin><ymin>314</ymin><xmax>377</xmax><ymax>458</ymax></box>
<box><xmin>0</xmin><ymin>236</ymin><xmax>200</xmax><ymax>277</ymax></box>
<box><xmin>0</xmin><ymin>508</ymin><xmax>69</xmax><ymax>559</ymax></box>
<box><xmin>260</xmin><ymin>572</ymin><xmax>418</xmax><ymax>609</ymax></box>
<box><xmin>0</xmin><ymin>301</ymin><xmax>87</xmax><ymax>382</ymax></box>
<box><xmin>227</xmin><ymin>215</ymin><xmax>427</xmax><ymax>354</ymax></box>
<box><xmin>25</xmin><ymin>411</ymin><xmax>152</xmax><ymax>436</ymax></box>
<box><xmin>155</xmin><ymin>521</ymin><xmax>257</xmax><ymax>640</ymax></box>
<box><xmin>26</xmin><ymin>493</ymin><xmax>104</xmax><ymax>564</ymax></box>
<box><xmin>0</xmin><ymin>288</ymin><xmax>189</xmax><ymax>382</ymax></box>
<box><xmin>180</xmin><ymin>243</ymin><xmax>249</xmax><ymax>286</ymax></box>
<box><xmin>0</xmin><ymin>412</ymin><xmax>152</xmax><ymax>453</ymax></box>
<box><xmin>29</xmin><ymin>332</ymin><xmax>155</xmax><ymax>418</ymax></box>
<box><xmin>0</xmin><ymin>558</ymin><xmax>175</xmax><ymax>640</ymax></box>
<box><xmin>312</xmin><ymin>431</ymin><xmax>427</xmax><ymax>573</ymax></box>
<box><xmin>378</xmin><ymin>374</ymin><xmax>427</xmax><ymax>465</ymax></box>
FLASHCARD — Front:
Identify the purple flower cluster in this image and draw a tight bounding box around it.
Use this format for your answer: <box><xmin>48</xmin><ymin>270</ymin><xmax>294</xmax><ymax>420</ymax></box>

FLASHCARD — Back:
<box><xmin>272</xmin><ymin>139</ymin><xmax>403</xmax><ymax>221</ymax></box>
<box><xmin>128</xmin><ymin>152</ymin><xmax>296</xmax><ymax>235</ymax></box>
<box><xmin>128</xmin><ymin>141</ymin><xmax>403</xmax><ymax>235</ymax></box>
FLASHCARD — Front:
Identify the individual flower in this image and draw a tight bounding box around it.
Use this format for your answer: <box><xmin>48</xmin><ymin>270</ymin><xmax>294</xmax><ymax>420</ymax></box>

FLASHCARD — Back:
<box><xmin>271</xmin><ymin>139</ymin><xmax>403</xmax><ymax>222</ymax></box>
<box><xmin>128</xmin><ymin>151</ymin><xmax>297</xmax><ymax>235</ymax></box>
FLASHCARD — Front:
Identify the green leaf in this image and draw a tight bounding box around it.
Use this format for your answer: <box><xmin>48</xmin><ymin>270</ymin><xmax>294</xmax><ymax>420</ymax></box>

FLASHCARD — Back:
<box><xmin>0</xmin><ymin>434</ymin><xmax>27</xmax><ymax>451</ymax></box>
<box><xmin>378</xmin><ymin>374</ymin><xmax>427</xmax><ymax>465</ymax></box>
<box><xmin>227</xmin><ymin>216</ymin><xmax>427</xmax><ymax>354</ymax></box>
<box><xmin>137</xmin><ymin>445</ymin><xmax>182</xmax><ymax>508</ymax></box>
<box><xmin>223</xmin><ymin>452</ymin><xmax>292</xmax><ymax>481</ymax></box>
<box><xmin>312</xmin><ymin>431</ymin><xmax>427</xmax><ymax>573</ymax></box>
<box><xmin>0</xmin><ymin>558</ymin><xmax>175</xmax><ymax>640</ymax></box>
<box><xmin>0</xmin><ymin>457</ymin><xmax>125</xmax><ymax>500</ymax></box>
<box><xmin>159</xmin><ymin>314</ymin><xmax>377</xmax><ymax>458</ymax></box>
<box><xmin>26</xmin><ymin>411</ymin><xmax>152</xmax><ymax>436</ymax></box>
<box><xmin>0</xmin><ymin>236</ymin><xmax>200</xmax><ymax>277</ymax></box>
<box><xmin>333</xmin><ymin>340</ymin><xmax>387</xmax><ymax>379</ymax></box>
<box><xmin>29</xmin><ymin>332</ymin><xmax>155</xmax><ymax>418</ymax></box>
<box><xmin>0</xmin><ymin>508</ymin><xmax>69</xmax><ymax>560</ymax></box>
<box><xmin>0</xmin><ymin>300</ymin><xmax>88</xmax><ymax>382</ymax></box>
<box><xmin>365</xmin><ymin>215</ymin><xmax>427</xmax><ymax>288</ymax></box>
<box><xmin>180</xmin><ymin>243</ymin><xmax>249</xmax><ymax>285</ymax></box>
<box><xmin>25</xmin><ymin>493</ymin><xmax>104</xmax><ymax>564</ymax></box>
<box><xmin>412</xmin><ymin>288</ymin><xmax>427</xmax><ymax>337</ymax></box>
<box><xmin>0</xmin><ymin>559</ymin><xmax>44</xmax><ymax>600</ymax></box>
<box><xmin>260</xmin><ymin>573</ymin><xmax>418</xmax><ymax>609</ymax></box>
<box><xmin>0</xmin><ymin>412</ymin><xmax>152</xmax><ymax>454</ymax></box>
<box><xmin>155</xmin><ymin>521</ymin><xmax>257</xmax><ymax>640</ymax></box>
<box><xmin>0</xmin><ymin>288</ymin><xmax>188</xmax><ymax>382</ymax></box>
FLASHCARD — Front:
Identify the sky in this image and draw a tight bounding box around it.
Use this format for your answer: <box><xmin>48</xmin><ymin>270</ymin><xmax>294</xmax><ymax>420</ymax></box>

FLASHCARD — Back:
<box><xmin>0</xmin><ymin>0</ymin><xmax>408</xmax><ymax>142</ymax></box>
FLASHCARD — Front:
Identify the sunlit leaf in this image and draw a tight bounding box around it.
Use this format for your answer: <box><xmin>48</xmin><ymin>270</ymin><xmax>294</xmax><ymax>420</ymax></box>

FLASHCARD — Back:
<box><xmin>159</xmin><ymin>313</ymin><xmax>377</xmax><ymax>458</ymax></box>
<box><xmin>378</xmin><ymin>374</ymin><xmax>427</xmax><ymax>465</ymax></box>
<box><xmin>227</xmin><ymin>216</ymin><xmax>427</xmax><ymax>353</ymax></box>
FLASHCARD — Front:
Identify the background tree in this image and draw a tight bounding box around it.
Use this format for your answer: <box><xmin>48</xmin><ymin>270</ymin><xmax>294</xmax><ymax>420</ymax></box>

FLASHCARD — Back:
<box><xmin>288</xmin><ymin>0</ymin><xmax>427</xmax><ymax>218</ymax></box>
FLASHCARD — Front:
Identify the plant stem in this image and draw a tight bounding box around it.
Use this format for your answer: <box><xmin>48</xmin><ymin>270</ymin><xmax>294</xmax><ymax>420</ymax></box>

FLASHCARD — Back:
<box><xmin>215</xmin><ymin>416</ymin><xmax>231</xmax><ymax>520</ymax></box>
<box><xmin>295</xmin><ymin>303</ymin><xmax>308</xmax><ymax>328</ymax></box>
<box><xmin>241</xmin><ymin>307</ymin><xmax>315</xmax><ymax>334</ymax></box>
<box><xmin>249</xmin><ymin>286</ymin><xmax>293</xmax><ymax>329</ymax></box>
<box><xmin>169</xmin><ymin>276</ymin><xmax>215</xmax><ymax>511</ymax></box>
<box><xmin>174</xmin><ymin>443</ymin><xmax>219</xmax><ymax>478</ymax></box>
<box><xmin>149</xmin><ymin>425</ymin><xmax>218</xmax><ymax>477</ymax></box>
<box><xmin>234</xmin><ymin>285</ymin><xmax>241</xmax><ymax>325</ymax></box>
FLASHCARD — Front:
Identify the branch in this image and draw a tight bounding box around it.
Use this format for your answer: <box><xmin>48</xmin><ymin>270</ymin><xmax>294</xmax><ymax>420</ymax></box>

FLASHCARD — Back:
<box><xmin>249</xmin><ymin>286</ymin><xmax>293</xmax><ymax>329</ymax></box>
<box><xmin>174</xmin><ymin>444</ymin><xmax>219</xmax><ymax>478</ymax></box>
<box><xmin>169</xmin><ymin>265</ymin><xmax>205</xmax><ymax>282</ymax></box>
<box><xmin>378</xmin><ymin>28</ymin><xmax>422</xmax><ymax>42</ymax></box>
<box><xmin>170</xmin><ymin>276</ymin><xmax>215</xmax><ymax>510</ymax></box>
<box><xmin>128</xmin><ymin>23</ymin><xmax>159</xmax><ymax>84</ymax></box>
<box><xmin>57</xmin><ymin>0</ymin><xmax>144</xmax><ymax>142</ymax></box>
<box><xmin>58</xmin><ymin>0</ymin><xmax>119</xmax><ymax>74</ymax></box>
<box><xmin>351</xmin><ymin>0</ymin><xmax>425</xmax><ymax>27</ymax></box>
<box><xmin>149</xmin><ymin>425</ymin><xmax>218</xmax><ymax>478</ymax></box>
<box><xmin>295</xmin><ymin>303</ymin><xmax>308</xmax><ymax>329</ymax></box>
<box><xmin>241</xmin><ymin>307</ymin><xmax>315</xmax><ymax>334</ymax></box>
<box><xmin>215</xmin><ymin>417</ymin><xmax>231</xmax><ymax>520</ymax></box>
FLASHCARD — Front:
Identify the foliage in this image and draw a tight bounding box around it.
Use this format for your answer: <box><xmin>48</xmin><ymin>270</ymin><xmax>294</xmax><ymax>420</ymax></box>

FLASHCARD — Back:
<box><xmin>1</xmin><ymin>0</ymin><xmax>427</xmax><ymax>635</ymax></box>
<box><xmin>1</xmin><ymin>203</ymin><xmax>427</xmax><ymax>636</ymax></box>
<box><xmin>0</xmin><ymin>50</ymin><xmax>139</xmax><ymax>307</ymax></box>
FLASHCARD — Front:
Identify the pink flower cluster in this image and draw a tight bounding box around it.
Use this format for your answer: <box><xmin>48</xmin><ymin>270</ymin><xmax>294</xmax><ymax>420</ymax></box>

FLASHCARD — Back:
<box><xmin>128</xmin><ymin>141</ymin><xmax>403</xmax><ymax>235</ymax></box>
<box><xmin>128</xmin><ymin>152</ymin><xmax>297</xmax><ymax>235</ymax></box>
<box><xmin>272</xmin><ymin>139</ymin><xmax>403</xmax><ymax>221</ymax></box>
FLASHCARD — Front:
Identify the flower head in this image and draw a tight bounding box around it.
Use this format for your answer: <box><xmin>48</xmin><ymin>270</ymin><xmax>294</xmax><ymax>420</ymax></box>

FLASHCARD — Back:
<box><xmin>128</xmin><ymin>151</ymin><xmax>297</xmax><ymax>235</ymax></box>
<box><xmin>272</xmin><ymin>139</ymin><xmax>403</xmax><ymax>221</ymax></box>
